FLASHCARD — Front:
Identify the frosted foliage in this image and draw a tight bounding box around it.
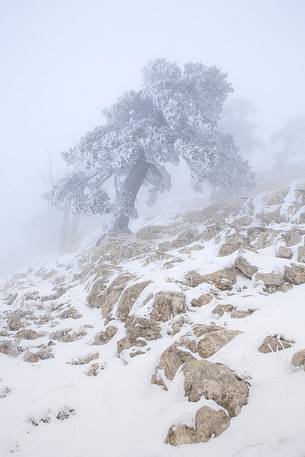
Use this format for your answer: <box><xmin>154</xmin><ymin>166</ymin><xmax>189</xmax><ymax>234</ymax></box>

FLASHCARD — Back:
<box><xmin>47</xmin><ymin>59</ymin><xmax>254</xmax><ymax>223</ymax></box>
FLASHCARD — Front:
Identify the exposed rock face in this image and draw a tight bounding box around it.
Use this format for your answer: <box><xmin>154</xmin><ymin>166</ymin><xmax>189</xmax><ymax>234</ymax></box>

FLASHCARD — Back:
<box><xmin>49</xmin><ymin>328</ymin><xmax>86</xmax><ymax>343</ymax></box>
<box><xmin>284</xmin><ymin>229</ymin><xmax>302</xmax><ymax>247</ymax></box>
<box><xmin>150</xmin><ymin>291</ymin><xmax>186</xmax><ymax>322</ymax></box>
<box><xmin>68</xmin><ymin>352</ymin><xmax>99</xmax><ymax>365</ymax></box>
<box><xmin>117</xmin><ymin>317</ymin><xmax>161</xmax><ymax>354</ymax></box>
<box><xmin>156</xmin><ymin>339</ymin><xmax>196</xmax><ymax>381</ymax></box>
<box><xmin>192</xmin><ymin>324</ymin><xmax>223</xmax><ymax>338</ymax></box>
<box><xmin>258</xmin><ymin>335</ymin><xmax>294</xmax><ymax>353</ymax></box>
<box><xmin>197</xmin><ymin>329</ymin><xmax>241</xmax><ymax>358</ymax></box>
<box><xmin>0</xmin><ymin>340</ymin><xmax>18</xmax><ymax>357</ymax></box>
<box><xmin>276</xmin><ymin>246</ymin><xmax>293</xmax><ymax>259</ymax></box>
<box><xmin>186</xmin><ymin>268</ymin><xmax>238</xmax><ymax>291</ymax></box>
<box><xmin>23</xmin><ymin>347</ymin><xmax>54</xmax><ymax>363</ymax></box>
<box><xmin>284</xmin><ymin>264</ymin><xmax>305</xmax><ymax>285</ymax></box>
<box><xmin>7</xmin><ymin>316</ymin><xmax>23</xmax><ymax>331</ymax></box>
<box><xmin>291</xmin><ymin>349</ymin><xmax>305</xmax><ymax>368</ymax></box>
<box><xmin>182</xmin><ymin>360</ymin><xmax>249</xmax><ymax>416</ymax></box>
<box><xmin>89</xmin><ymin>274</ymin><xmax>133</xmax><ymax>317</ymax></box>
<box><xmin>165</xmin><ymin>406</ymin><xmax>230</xmax><ymax>446</ymax></box>
<box><xmin>191</xmin><ymin>293</ymin><xmax>214</xmax><ymax>307</ymax></box>
<box><xmin>93</xmin><ymin>325</ymin><xmax>118</xmax><ymax>345</ymax></box>
<box><xmin>255</xmin><ymin>272</ymin><xmax>284</xmax><ymax>287</ymax></box>
<box><xmin>297</xmin><ymin>246</ymin><xmax>305</xmax><ymax>263</ymax></box>
<box><xmin>116</xmin><ymin>281</ymin><xmax>150</xmax><ymax>321</ymax></box>
<box><xmin>59</xmin><ymin>307</ymin><xmax>83</xmax><ymax>319</ymax></box>
<box><xmin>15</xmin><ymin>329</ymin><xmax>42</xmax><ymax>340</ymax></box>
<box><xmin>235</xmin><ymin>256</ymin><xmax>258</xmax><ymax>278</ymax></box>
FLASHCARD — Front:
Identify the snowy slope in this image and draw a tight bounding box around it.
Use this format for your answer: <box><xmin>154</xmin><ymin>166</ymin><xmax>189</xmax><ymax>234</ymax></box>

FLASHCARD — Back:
<box><xmin>1</xmin><ymin>182</ymin><xmax>305</xmax><ymax>457</ymax></box>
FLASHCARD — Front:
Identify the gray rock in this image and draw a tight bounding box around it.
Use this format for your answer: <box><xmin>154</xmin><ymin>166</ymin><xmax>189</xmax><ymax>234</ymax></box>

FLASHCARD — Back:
<box><xmin>151</xmin><ymin>291</ymin><xmax>186</xmax><ymax>322</ymax></box>
<box><xmin>258</xmin><ymin>335</ymin><xmax>294</xmax><ymax>353</ymax></box>
<box><xmin>197</xmin><ymin>329</ymin><xmax>241</xmax><ymax>358</ymax></box>
<box><xmin>182</xmin><ymin>360</ymin><xmax>249</xmax><ymax>416</ymax></box>
<box><xmin>15</xmin><ymin>329</ymin><xmax>42</xmax><ymax>340</ymax></box>
<box><xmin>276</xmin><ymin>246</ymin><xmax>293</xmax><ymax>259</ymax></box>
<box><xmin>93</xmin><ymin>325</ymin><xmax>118</xmax><ymax>345</ymax></box>
<box><xmin>291</xmin><ymin>349</ymin><xmax>305</xmax><ymax>368</ymax></box>
<box><xmin>255</xmin><ymin>272</ymin><xmax>284</xmax><ymax>287</ymax></box>
<box><xmin>235</xmin><ymin>256</ymin><xmax>258</xmax><ymax>278</ymax></box>
<box><xmin>191</xmin><ymin>293</ymin><xmax>214</xmax><ymax>307</ymax></box>
<box><xmin>284</xmin><ymin>264</ymin><xmax>305</xmax><ymax>285</ymax></box>
<box><xmin>116</xmin><ymin>281</ymin><xmax>150</xmax><ymax>321</ymax></box>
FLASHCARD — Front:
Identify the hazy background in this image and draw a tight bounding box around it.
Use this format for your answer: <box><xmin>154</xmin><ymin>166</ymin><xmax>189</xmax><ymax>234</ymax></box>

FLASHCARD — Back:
<box><xmin>1</xmin><ymin>0</ymin><xmax>305</xmax><ymax>275</ymax></box>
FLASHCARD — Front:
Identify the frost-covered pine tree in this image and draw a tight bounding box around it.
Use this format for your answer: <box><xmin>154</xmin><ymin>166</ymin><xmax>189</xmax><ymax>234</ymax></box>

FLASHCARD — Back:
<box><xmin>47</xmin><ymin>59</ymin><xmax>254</xmax><ymax>233</ymax></box>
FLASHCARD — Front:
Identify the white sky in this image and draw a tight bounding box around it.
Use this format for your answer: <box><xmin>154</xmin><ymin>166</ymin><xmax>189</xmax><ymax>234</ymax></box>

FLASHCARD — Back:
<box><xmin>0</xmin><ymin>0</ymin><xmax>305</xmax><ymax>273</ymax></box>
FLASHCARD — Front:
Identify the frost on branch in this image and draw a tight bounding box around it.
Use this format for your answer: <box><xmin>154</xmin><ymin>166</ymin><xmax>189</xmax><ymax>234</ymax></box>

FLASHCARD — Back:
<box><xmin>46</xmin><ymin>59</ymin><xmax>254</xmax><ymax>232</ymax></box>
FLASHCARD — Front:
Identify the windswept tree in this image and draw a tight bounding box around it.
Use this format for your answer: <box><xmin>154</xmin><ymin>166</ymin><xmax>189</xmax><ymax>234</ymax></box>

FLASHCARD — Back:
<box><xmin>46</xmin><ymin>59</ymin><xmax>254</xmax><ymax>233</ymax></box>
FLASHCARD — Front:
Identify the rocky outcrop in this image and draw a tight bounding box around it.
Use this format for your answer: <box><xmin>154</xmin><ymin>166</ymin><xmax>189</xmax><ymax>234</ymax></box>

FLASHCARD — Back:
<box><xmin>93</xmin><ymin>325</ymin><xmax>118</xmax><ymax>345</ymax></box>
<box><xmin>14</xmin><ymin>329</ymin><xmax>43</xmax><ymax>340</ymax></box>
<box><xmin>284</xmin><ymin>264</ymin><xmax>305</xmax><ymax>285</ymax></box>
<box><xmin>116</xmin><ymin>281</ymin><xmax>150</xmax><ymax>321</ymax></box>
<box><xmin>185</xmin><ymin>267</ymin><xmax>238</xmax><ymax>291</ymax></box>
<box><xmin>291</xmin><ymin>349</ymin><xmax>305</xmax><ymax>368</ymax></box>
<box><xmin>49</xmin><ymin>328</ymin><xmax>86</xmax><ymax>343</ymax></box>
<box><xmin>235</xmin><ymin>255</ymin><xmax>258</xmax><ymax>278</ymax></box>
<box><xmin>197</xmin><ymin>329</ymin><xmax>241</xmax><ymax>358</ymax></box>
<box><xmin>255</xmin><ymin>272</ymin><xmax>284</xmax><ymax>287</ymax></box>
<box><xmin>166</xmin><ymin>406</ymin><xmax>230</xmax><ymax>446</ymax></box>
<box><xmin>258</xmin><ymin>335</ymin><xmax>294</xmax><ymax>353</ymax></box>
<box><xmin>276</xmin><ymin>246</ymin><xmax>293</xmax><ymax>259</ymax></box>
<box><xmin>117</xmin><ymin>317</ymin><xmax>161</xmax><ymax>354</ymax></box>
<box><xmin>150</xmin><ymin>291</ymin><xmax>186</xmax><ymax>322</ymax></box>
<box><xmin>191</xmin><ymin>293</ymin><xmax>214</xmax><ymax>307</ymax></box>
<box><xmin>182</xmin><ymin>360</ymin><xmax>249</xmax><ymax>416</ymax></box>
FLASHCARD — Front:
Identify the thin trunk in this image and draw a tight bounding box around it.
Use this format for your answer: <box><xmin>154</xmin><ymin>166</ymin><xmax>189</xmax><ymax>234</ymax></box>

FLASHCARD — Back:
<box><xmin>111</xmin><ymin>155</ymin><xmax>150</xmax><ymax>233</ymax></box>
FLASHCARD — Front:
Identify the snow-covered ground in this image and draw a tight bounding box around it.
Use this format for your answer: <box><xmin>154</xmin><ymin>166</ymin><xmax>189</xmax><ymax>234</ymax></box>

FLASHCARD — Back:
<box><xmin>1</xmin><ymin>182</ymin><xmax>305</xmax><ymax>457</ymax></box>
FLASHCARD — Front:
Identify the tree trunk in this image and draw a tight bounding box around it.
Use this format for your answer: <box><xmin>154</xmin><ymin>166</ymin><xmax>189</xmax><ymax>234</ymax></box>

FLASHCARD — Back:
<box><xmin>111</xmin><ymin>155</ymin><xmax>150</xmax><ymax>233</ymax></box>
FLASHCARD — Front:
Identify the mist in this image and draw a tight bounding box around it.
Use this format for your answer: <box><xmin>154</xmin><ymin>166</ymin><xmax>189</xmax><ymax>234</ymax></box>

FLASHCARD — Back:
<box><xmin>1</xmin><ymin>0</ymin><xmax>305</xmax><ymax>275</ymax></box>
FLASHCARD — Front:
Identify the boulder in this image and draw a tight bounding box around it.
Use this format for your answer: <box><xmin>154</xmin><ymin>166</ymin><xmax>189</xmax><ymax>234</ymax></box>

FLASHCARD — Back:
<box><xmin>15</xmin><ymin>329</ymin><xmax>42</xmax><ymax>340</ymax></box>
<box><xmin>258</xmin><ymin>335</ymin><xmax>294</xmax><ymax>353</ymax></box>
<box><xmin>151</xmin><ymin>292</ymin><xmax>186</xmax><ymax>322</ymax></box>
<box><xmin>125</xmin><ymin>316</ymin><xmax>161</xmax><ymax>341</ymax></box>
<box><xmin>194</xmin><ymin>406</ymin><xmax>230</xmax><ymax>442</ymax></box>
<box><xmin>0</xmin><ymin>340</ymin><xmax>18</xmax><ymax>357</ymax></box>
<box><xmin>182</xmin><ymin>360</ymin><xmax>249</xmax><ymax>416</ymax></box>
<box><xmin>165</xmin><ymin>425</ymin><xmax>196</xmax><ymax>446</ymax></box>
<box><xmin>276</xmin><ymin>246</ymin><xmax>293</xmax><ymax>259</ymax></box>
<box><xmin>93</xmin><ymin>325</ymin><xmax>118</xmax><ymax>345</ymax></box>
<box><xmin>218</xmin><ymin>241</ymin><xmax>248</xmax><ymax>257</ymax></box>
<box><xmin>197</xmin><ymin>329</ymin><xmax>241</xmax><ymax>358</ymax></box>
<box><xmin>291</xmin><ymin>349</ymin><xmax>305</xmax><ymax>368</ymax></box>
<box><xmin>191</xmin><ymin>293</ymin><xmax>214</xmax><ymax>307</ymax></box>
<box><xmin>49</xmin><ymin>328</ymin><xmax>86</xmax><ymax>343</ymax></box>
<box><xmin>68</xmin><ymin>352</ymin><xmax>99</xmax><ymax>365</ymax></box>
<box><xmin>157</xmin><ymin>338</ymin><xmax>196</xmax><ymax>381</ymax></box>
<box><xmin>255</xmin><ymin>272</ymin><xmax>284</xmax><ymax>287</ymax></box>
<box><xmin>212</xmin><ymin>304</ymin><xmax>235</xmax><ymax>317</ymax></box>
<box><xmin>235</xmin><ymin>256</ymin><xmax>258</xmax><ymax>278</ymax></box>
<box><xmin>7</xmin><ymin>316</ymin><xmax>23</xmax><ymax>331</ymax></box>
<box><xmin>297</xmin><ymin>246</ymin><xmax>305</xmax><ymax>263</ymax></box>
<box><xmin>116</xmin><ymin>281</ymin><xmax>150</xmax><ymax>321</ymax></box>
<box><xmin>59</xmin><ymin>307</ymin><xmax>83</xmax><ymax>319</ymax></box>
<box><xmin>192</xmin><ymin>324</ymin><xmax>223</xmax><ymax>338</ymax></box>
<box><xmin>186</xmin><ymin>268</ymin><xmax>238</xmax><ymax>291</ymax></box>
<box><xmin>283</xmin><ymin>229</ymin><xmax>302</xmax><ymax>247</ymax></box>
<box><xmin>284</xmin><ymin>264</ymin><xmax>305</xmax><ymax>285</ymax></box>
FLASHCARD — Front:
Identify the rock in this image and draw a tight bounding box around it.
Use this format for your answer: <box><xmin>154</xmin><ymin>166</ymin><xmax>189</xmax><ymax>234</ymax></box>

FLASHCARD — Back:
<box><xmin>23</xmin><ymin>351</ymin><xmax>40</xmax><ymax>363</ymax></box>
<box><xmin>68</xmin><ymin>352</ymin><xmax>99</xmax><ymax>365</ymax></box>
<box><xmin>186</xmin><ymin>268</ymin><xmax>238</xmax><ymax>291</ymax></box>
<box><xmin>7</xmin><ymin>316</ymin><xmax>23</xmax><ymax>331</ymax></box>
<box><xmin>49</xmin><ymin>328</ymin><xmax>86</xmax><ymax>343</ymax></box>
<box><xmin>86</xmin><ymin>362</ymin><xmax>101</xmax><ymax>376</ymax></box>
<box><xmin>297</xmin><ymin>246</ymin><xmax>305</xmax><ymax>263</ymax></box>
<box><xmin>192</xmin><ymin>324</ymin><xmax>223</xmax><ymax>338</ymax></box>
<box><xmin>191</xmin><ymin>293</ymin><xmax>214</xmax><ymax>307</ymax></box>
<box><xmin>283</xmin><ymin>229</ymin><xmax>302</xmax><ymax>247</ymax></box>
<box><xmin>117</xmin><ymin>337</ymin><xmax>146</xmax><ymax>354</ymax></box>
<box><xmin>151</xmin><ymin>291</ymin><xmax>186</xmax><ymax>322</ymax></box>
<box><xmin>56</xmin><ymin>407</ymin><xmax>75</xmax><ymax>421</ymax></box>
<box><xmin>276</xmin><ymin>246</ymin><xmax>293</xmax><ymax>259</ymax></box>
<box><xmin>125</xmin><ymin>317</ymin><xmax>161</xmax><ymax>341</ymax></box>
<box><xmin>0</xmin><ymin>386</ymin><xmax>11</xmax><ymax>399</ymax></box>
<box><xmin>59</xmin><ymin>307</ymin><xmax>83</xmax><ymax>319</ymax></box>
<box><xmin>258</xmin><ymin>208</ymin><xmax>283</xmax><ymax>225</ymax></box>
<box><xmin>258</xmin><ymin>335</ymin><xmax>294</xmax><ymax>353</ymax></box>
<box><xmin>194</xmin><ymin>406</ymin><xmax>230</xmax><ymax>442</ymax></box>
<box><xmin>89</xmin><ymin>273</ymin><xmax>134</xmax><ymax>317</ymax></box>
<box><xmin>235</xmin><ymin>256</ymin><xmax>258</xmax><ymax>278</ymax></box>
<box><xmin>212</xmin><ymin>304</ymin><xmax>235</xmax><ymax>317</ymax></box>
<box><xmin>15</xmin><ymin>329</ymin><xmax>42</xmax><ymax>340</ymax></box>
<box><xmin>172</xmin><ymin>228</ymin><xmax>199</xmax><ymax>248</ymax></box>
<box><xmin>218</xmin><ymin>241</ymin><xmax>247</xmax><ymax>257</ymax></box>
<box><xmin>116</xmin><ymin>281</ymin><xmax>150</xmax><ymax>321</ymax></box>
<box><xmin>157</xmin><ymin>338</ymin><xmax>196</xmax><ymax>381</ymax></box>
<box><xmin>87</xmin><ymin>279</ymin><xmax>107</xmax><ymax>307</ymax></box>
<box><xmin>182</xmin><ymin>360</ymin><xmax>249</xmax><ymax>416</ymax></box>
<box><xmin>230</xmin><ymin>308</ymin><xmax>255</xmax><ymax>319</ymax></box>
<box><xmin>255</xmin><ymin>272</ymin><xmax>284</xmax><ymax>287</ymax></box>
<box><xmin>284</xmin><ymin>264</ymin><xmax>305</xmax><ymax>285</ymax></box>
<box><xmin>197</xmin><ymin>329</ymin><xmax>241</xmax><ymax>358</ymax></box>
<box><xmin>291</xmin><ymin>349</ymin><xmax>305</xmax><ymax>368</ymax></box>
<box><xmin>93</xmin><ymin>325</ymin><xmax>118</xmax><ymax>345</ymax></box>
<box><xmin>165</xmin><ymin>424</ymin><xmax>197</xmax><ymax>446</ymax></box>
<box><xmin>0</xmin><ymin>340</ymin><xmax>17</xmax><ymax>357</ymax></box>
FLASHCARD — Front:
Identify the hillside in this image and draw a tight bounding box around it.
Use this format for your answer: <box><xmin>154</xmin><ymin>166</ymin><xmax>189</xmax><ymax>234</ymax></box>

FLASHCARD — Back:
<box><xmin>1</xmin><ymin>182</ymin><xmax>305</xmax><ymax>457</ymax></box>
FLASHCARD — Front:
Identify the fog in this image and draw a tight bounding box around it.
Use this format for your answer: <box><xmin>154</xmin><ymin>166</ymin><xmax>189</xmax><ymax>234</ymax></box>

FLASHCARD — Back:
<box><xmin>1</xmin><ymin>0</ymin><xmax>305</xmax><ymax>275</ymax></box>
